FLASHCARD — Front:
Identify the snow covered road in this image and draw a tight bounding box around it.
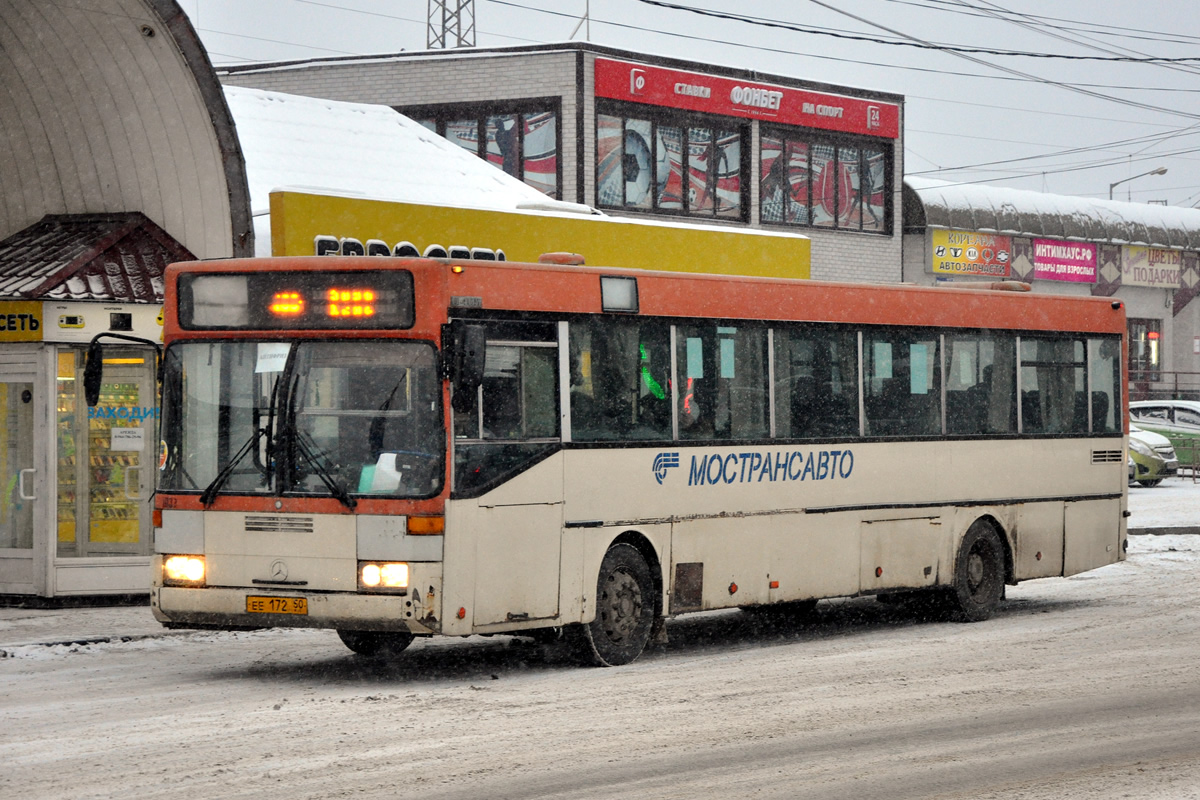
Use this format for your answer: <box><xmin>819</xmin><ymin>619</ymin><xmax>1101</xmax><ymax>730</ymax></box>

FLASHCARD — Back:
<box><xmin>3</xmin><ymin>533</ymin><xmax>1200</xmax><ymax>799</ymax></box>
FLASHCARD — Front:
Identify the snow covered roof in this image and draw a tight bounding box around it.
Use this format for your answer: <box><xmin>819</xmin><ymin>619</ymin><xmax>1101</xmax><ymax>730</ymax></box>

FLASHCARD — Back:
<box><xmin>905</xmin><ymin>176</ymin><xmax>1200</xmax><ymax>250</ymax></box>
<box><xmin>223</xmin><ymin>86</ymin><xmax>594</xmax><ymax>223</ymax></box>
<box><xmin>0</xmin><ymin>213</ymin><xmax>190</xmax><ymax>302</ymax></box>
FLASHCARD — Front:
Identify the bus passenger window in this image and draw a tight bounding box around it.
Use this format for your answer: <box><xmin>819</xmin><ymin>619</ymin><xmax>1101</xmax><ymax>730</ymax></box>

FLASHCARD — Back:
<box><xmin>864</xmin><ymin>332</ymin><xmax>941</xmax><ymax>437</ymax></box>
<box><xmin>481</xmin><ymin>345</ymin><xmax>558</xmax><ymax>440</ymax></box>
<box><xmin>1020</xmin><ymin>338</ymin><xmax>1086</xmax><ymax>434</ymax></box>
<box><xmin>569</xmin><ymin>319</ymin><xmax>670</xmax><ymax>441</ymax></box>
<box><xmin>773</xmin><ymin>327</ymin><xmax>858</xmax><ymax>439</ymax></box>
<box><xmin>946</xmin><ymin>334</ymin><xmax>1016</xmax><ymax>435</ymax></box>
<box><xmin>675</xmin><ymin>324</ymin><xmax>769</xmax><ymax>441</ymax></box>
<box><xmin>1088</xmin><ymin>338</ymin><xmax>1121</xmax><ymax>434</ymax></box>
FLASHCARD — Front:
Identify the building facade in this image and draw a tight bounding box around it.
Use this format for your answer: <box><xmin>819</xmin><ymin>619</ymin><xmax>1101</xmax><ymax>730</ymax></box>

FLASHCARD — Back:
<box><xmin>902</xmin><ymin>178</ymin><xmax>1200</xmax><ymax>399</ymax></box>
<box><xmin>218</xmin><ymin>43</ymin><xmax>906</xmax><ymax>283</ymax></box>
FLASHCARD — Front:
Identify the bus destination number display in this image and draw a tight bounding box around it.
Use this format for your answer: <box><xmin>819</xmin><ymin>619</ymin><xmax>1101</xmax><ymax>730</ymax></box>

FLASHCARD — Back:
<box><xmin>179</xmin><ymin>271</ymin><xmax>414</xmax><ymax>330</ymax></box>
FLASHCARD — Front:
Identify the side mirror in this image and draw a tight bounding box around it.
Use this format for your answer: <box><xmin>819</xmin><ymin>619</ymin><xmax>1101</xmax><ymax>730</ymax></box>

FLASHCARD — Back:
<box><xmin>447</xmin><ymin>322</ymin><xmax>486</xmax><ymax>414</ymax></box>
<box><xmin>83</xmin><ymin>339</ymin><xmax>104</xmax><ymax>407</ymax></box>
<box><xmin>82</xmin><ymin>332</ymin><xmax>163</xmax><ymax>407</ymax></box>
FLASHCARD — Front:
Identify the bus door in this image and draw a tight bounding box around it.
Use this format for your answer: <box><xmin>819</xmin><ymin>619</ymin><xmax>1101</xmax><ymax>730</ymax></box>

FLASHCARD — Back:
<box><xmin>451</xmin><ymin>321</ymin><xmax>563</xmax><ymax>627</ymax></box>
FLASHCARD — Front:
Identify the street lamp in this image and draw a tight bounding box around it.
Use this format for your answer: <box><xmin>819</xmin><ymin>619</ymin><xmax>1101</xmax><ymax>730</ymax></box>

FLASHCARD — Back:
<box><xmin>1110</xmin><ymin>167</ymin><xmax>1167</xmax><ymax>200</ymax></box>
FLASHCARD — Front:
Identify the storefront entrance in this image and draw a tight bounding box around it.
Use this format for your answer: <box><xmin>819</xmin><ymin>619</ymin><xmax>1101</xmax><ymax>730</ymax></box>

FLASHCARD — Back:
<box><xmin>50</xmin><ymin>346</ymin><xmax>156</xmax><ymax>594</ymax></box>
<box><xmin>0</xmin><ymin>369</ymin><xmax>39</xmax><ymax>593</ymax></box>
<box><xmin>0</xmin><ymin>336</ymin><xmax>159</xmax><ymax>598</ymax></box>
<box><xmin>56</xmin><ymin>347</ymin><xmax>155</xmax><ymax>559</ymax></box>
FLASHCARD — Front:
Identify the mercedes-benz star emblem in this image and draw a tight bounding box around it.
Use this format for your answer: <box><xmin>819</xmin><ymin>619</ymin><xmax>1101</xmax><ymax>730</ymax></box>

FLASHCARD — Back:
<box><xmin>270</xmin><ymin>560</ymin><xmax>288</xmax><ymax>582</ymax></box>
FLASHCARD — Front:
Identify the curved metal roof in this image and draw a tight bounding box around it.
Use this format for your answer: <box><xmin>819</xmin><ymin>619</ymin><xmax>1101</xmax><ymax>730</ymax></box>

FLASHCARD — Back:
<box><xmin>905</xmin><ymin>177</ymin><xmax>1200</xmax><ymax>250</ymax></box>
<box><xmin>0</xmin><ymin>0</ymin><xmax>251</xmax><ymax>259</ymax></box>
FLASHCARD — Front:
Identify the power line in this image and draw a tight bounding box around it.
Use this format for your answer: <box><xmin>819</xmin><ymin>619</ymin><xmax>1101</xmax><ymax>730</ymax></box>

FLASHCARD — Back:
<box><xmin>881</xmin><ymin>0</ymin><xmax>1200</xmax><ymax>46</ymax></box>
<box><xmin>801</xmin><ymin>0</ymin><xmax>1200</xmax><ymax>123</ymax></box>
<box><xmin>631</xmin><ymin>0</ymin><xmax>1200</xmax><ymax>62</ymax></box>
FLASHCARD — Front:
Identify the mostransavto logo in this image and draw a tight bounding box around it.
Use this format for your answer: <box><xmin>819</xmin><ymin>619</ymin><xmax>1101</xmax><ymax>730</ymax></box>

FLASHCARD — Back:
<box><xmin>653</xmin><ymin>452</ymin><xmax>680</xmax><ymax>484</ymax></box>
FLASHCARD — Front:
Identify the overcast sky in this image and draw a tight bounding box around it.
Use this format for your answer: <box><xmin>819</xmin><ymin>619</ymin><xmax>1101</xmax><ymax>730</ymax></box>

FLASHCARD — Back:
<box><xmin>185</xmin><ymin>0</ymin><xmax>1200</xmax><ymax>206</ymax></box>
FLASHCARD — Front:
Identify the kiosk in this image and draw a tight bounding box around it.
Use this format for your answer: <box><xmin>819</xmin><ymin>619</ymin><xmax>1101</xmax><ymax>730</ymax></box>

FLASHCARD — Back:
<box><xmin>1</xmin><ymin>299</ymin><xmax>161</xmax><ymax>597</ymax></box>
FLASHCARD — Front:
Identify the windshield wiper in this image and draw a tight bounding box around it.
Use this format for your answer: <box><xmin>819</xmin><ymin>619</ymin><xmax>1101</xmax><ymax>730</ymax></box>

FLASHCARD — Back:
<box><xmin>200</xmin><ymin>426</ymin><xmax>268</xmax><ymax>507</ymax></box>
<box><xmin>293</xmin><ymin>429</ymin><xmax>357</xmax><ymax>509</ymax></box>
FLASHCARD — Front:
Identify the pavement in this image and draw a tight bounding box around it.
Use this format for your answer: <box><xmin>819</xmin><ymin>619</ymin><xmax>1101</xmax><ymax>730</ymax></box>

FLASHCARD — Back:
<box><xmin>2</xmin><ymin>478</ymin><xmax>1197</xmax><ymax>652</ymax></box>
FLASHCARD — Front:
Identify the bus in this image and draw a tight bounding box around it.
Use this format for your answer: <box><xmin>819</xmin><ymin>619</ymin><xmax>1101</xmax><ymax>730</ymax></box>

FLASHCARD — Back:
<box><xmin>106</xmin><ymin>254</ymin><xmax>1128</xmax><ymax>667</ymax></box>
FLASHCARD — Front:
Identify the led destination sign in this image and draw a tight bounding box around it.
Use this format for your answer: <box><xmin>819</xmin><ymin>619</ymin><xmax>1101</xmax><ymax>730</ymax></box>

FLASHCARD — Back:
<box><xmin>178</xmin><ymin>271</ymin><xmax>413</xmax><ymax>330</ymax></box>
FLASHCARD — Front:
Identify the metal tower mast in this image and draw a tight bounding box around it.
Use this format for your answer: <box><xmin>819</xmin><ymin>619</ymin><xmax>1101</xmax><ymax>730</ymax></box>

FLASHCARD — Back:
<box><xmin>427</xmin><ymin>0</ymin><xmax>476</xmax><ymax>49</ymax></box>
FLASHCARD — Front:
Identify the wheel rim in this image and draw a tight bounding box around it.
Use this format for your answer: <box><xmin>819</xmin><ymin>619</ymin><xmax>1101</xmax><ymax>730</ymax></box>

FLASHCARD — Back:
<box><xmin>598</xmin><ymin>566</ymin><xmax>643</xmax><ymax>644</ymax></box>
<box><xmin>966</xmin><ymin>540</ymin><xmax>994</xmax><ymax>599</ymax></box>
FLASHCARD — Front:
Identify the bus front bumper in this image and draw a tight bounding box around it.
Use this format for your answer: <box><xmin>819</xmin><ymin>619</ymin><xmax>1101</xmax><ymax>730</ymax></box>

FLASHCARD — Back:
<box><xmin>152</xmin><ymin>585</ymin><xmax>441</xmax><ymax>635</ymax></box>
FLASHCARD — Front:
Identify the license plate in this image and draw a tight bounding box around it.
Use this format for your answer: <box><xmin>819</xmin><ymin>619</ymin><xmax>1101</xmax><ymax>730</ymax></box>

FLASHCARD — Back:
<box><xmin>246</xmin><ymin>596</ymin><xmax>308</xmax><ymax>615</ymax></box>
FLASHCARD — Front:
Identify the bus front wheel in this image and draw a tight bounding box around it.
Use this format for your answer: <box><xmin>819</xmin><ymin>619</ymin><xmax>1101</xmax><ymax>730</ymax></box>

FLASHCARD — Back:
<box><xmin>943</xmin><ymin>520</ymin><xmax>1005</xmax><ymax>622</ymax></box>
<box><xmin>337</xmin><ymin>629</ymin><xmax>414</xmax><ymax>657</ymax></box>
<box><xmin>569</xmin><ymin>543</ymin><xmax>656</xmax><ymax>667</ymax></box>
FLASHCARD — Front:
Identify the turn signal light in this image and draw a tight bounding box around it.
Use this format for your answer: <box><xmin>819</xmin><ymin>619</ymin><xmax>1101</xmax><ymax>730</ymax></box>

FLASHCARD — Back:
<box><xmin>407</xmin><ymin>516</ymin><xmax>444</xmax><ymax>535</ymax></box>
<box><xmin>163</xmin><ymin>555</ymin><xmax>206</xmax><ymax>586</ymax></box>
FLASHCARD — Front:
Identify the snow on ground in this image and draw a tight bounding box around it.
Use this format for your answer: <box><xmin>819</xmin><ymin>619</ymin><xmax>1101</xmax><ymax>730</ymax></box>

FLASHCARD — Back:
<box><xmin>2</xmin><ymin>485</ymin><xmax>1200</xmax><ymax>798</ymax></box>
<box><xmin>1128</xmin><ymin>474</ymin><xmax>1200</xmax><ymax>529</ymax></box>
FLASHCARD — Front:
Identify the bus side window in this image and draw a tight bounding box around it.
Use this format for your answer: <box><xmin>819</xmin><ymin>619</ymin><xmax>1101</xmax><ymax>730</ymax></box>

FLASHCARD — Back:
<box><xmin>675</xmin><ymin>324</ymin><xmax>769</xmax><ymax>441</ymax></box>
<box><xmin>481</xmin><ymin>344</ymin><xmax>558</xmax><ymax>440</ymax></box>
<box><xmin>946</xmin><ymin>333</ymin><xmax>1016</xmax><ymax>435</ymax></box>
<box><xmin>1088</xmin><ymin>337</ymin><xmax>1121</xmax><ymax>434</ymax></box>
<box><xmin>773</xmin><ymin>327</ymin><xmax>858</xmax><ymax>439</ymax></box>
<box><xmin>1020</xmin><ymin>338</ymin><xmax>1086</xmax><ymax>434</ymax></box>
<box><xmin>864</xmin><ymin>333</ymin><xmax>941</xmax><ymax>437</ymax></box>
<box><xmin>570</xmin><ymin>319</ymin><xmax>670</xmax><ymax>441</ymax></box>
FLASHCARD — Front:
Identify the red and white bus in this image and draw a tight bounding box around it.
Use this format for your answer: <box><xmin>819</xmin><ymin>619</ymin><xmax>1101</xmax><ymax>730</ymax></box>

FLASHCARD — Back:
<box><xmin>123</xmin><ymin>254</ymin><xmax>1127</xmax><ymax>666</ymax></box>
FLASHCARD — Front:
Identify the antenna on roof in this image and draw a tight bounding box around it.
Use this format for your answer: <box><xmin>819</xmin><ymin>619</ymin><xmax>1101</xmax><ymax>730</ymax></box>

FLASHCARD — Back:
<box><xmin>427</xmin><ymin>0</ymin><xmax>476</xmax><ymax>49</ymax></box>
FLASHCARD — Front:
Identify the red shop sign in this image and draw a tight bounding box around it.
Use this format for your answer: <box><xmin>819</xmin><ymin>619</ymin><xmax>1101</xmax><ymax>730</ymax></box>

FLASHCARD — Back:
<box><xmin>594</xmin><ymin>57</ymin><xmax>899</xmax><ymax>139</ymax></box>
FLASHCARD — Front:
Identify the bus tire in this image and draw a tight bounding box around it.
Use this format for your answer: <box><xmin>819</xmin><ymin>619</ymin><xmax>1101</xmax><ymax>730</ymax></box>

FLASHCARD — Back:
<box><xmin>943</xmin><ymin>520</ymin><xmax>1005</xmax><ymax>622</ymax></box>
<box><xmin>336</xmin><ymin>629</ymin><xmax>414</xmax><ymax>658</ymax></box>
<box><xmin>569</xmin><ymin>543</ymin><xmax>655</xmax><ymax>667</ymax></box>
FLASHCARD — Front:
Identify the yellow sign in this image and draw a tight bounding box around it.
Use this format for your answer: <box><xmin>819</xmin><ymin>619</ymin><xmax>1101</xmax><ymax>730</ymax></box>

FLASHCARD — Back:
<box><xmin>930</xmin><ymin>229</ymin><xmax>1012</xmax><ymax>278</ymax></box>
<box><xmin>270</xmin><ymin>191</ymin><xmax>811</xmax><ymax>280</ymax></box>
<box><xmin>0</xmin><ymin>301</ymin><xmax>44</xmax><ymax>342</ymax></box>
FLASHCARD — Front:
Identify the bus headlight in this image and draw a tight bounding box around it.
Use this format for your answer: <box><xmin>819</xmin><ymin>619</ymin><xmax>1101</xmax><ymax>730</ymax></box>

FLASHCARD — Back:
<box><xmin>163</xmin><ymin>555</ymin><xmax>206</xmax><ymax>586</ymax></box>
<box><xmin>359</xmin><ymin>562</ymin><xmax>409</xmax><ymax>593</ymax></box>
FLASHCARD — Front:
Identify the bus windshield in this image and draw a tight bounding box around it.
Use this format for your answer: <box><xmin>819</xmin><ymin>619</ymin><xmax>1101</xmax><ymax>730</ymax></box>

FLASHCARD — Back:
<box><xmin>160</xmin><ymin>340</ymin><xmax>444</xmax><ymax>501</ymax></box>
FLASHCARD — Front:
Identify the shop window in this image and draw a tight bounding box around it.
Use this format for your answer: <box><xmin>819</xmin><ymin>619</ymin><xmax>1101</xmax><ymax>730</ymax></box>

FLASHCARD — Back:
<box><xmin>1128</xmin><ymin>318</ymin><xmax>1162</xmax><ymax>382</ymax></box>
<box><xmin>761</xmin><ymin>128</ymin><xmax>890</xmax><ymax>234</ymax></box>
<box><xmin>406</xmin><ymin>105</ymin><xmax>560</xmax><ymax>199</ymax></box>
<box><xmin>596</xmin><ymin>108</ymin><xmax>746</xmax><ymax>221</ymax></box>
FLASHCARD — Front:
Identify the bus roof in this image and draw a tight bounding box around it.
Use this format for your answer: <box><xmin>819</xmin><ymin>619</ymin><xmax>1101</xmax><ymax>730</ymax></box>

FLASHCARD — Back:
<box><xmin>165</xmin><ymin>256</ymin><xmax>1126</xmax><ymax>338</ymax></box>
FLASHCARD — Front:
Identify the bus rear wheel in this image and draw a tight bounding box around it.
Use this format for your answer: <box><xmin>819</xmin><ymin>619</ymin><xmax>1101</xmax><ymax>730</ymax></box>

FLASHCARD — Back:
<box><xmin>336</xmin><ymin>629</ymin><xmax>414</xmax><ymax>657</ymax></box>
<box><xmin>943</xmin><ymin>520</ymin><xmax>1005</xmax><ymax>622</ymax></box>
<box><xmin>569</xmin><ymin>543</ymin><xmax>656</xmax><ymax>667</ymax></box>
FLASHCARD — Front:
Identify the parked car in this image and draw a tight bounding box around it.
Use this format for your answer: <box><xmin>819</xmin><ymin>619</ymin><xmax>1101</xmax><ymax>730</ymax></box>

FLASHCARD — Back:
<box><xmin>1129</xmin><ymin>399</ymin><xmax>1200</xmax><ymax>455</ymax></box>
<box><xmin>1129</xmin><ymin>423</ymin><xmax>1178</xmax><ymax>487</ymax></box>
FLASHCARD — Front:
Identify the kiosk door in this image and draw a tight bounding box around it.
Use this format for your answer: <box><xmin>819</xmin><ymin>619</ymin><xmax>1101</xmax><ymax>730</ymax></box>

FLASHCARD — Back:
<box><xmin>56</xmin><ymin>349</ymin><xmax>156</xmax><ymax>560</ymax></box>
<box><xmin>0</xmin><ymin>376</ymin><xmax>38</xmax><ymax>593</ymax></box>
